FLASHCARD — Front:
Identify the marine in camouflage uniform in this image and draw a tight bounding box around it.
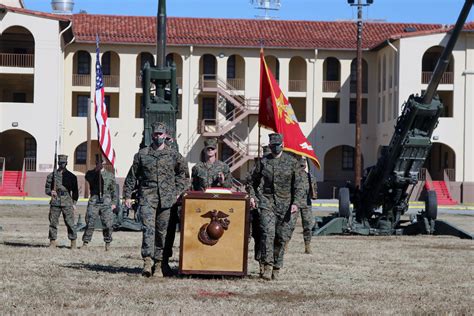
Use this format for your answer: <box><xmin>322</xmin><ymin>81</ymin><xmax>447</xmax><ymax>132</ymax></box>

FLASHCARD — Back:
<box><xmin>248</xmin><ymin>134</ymin><xmax>304</xmax><ymax>280</ymax></box>
<box><xmin>44</xmin><ymin>154</ymin><xmax>78</xmax><ymax>249</ymax></box>
<box><xmin>123</xmin><ymin>122</ymin><xmax>188</xmax><ymax>277</ymax></box>
<box><xmin>163</xmin><ymin>128</ymin><xmax>190</xmax><ymax>266</ymax></box>
<box><xmin>191</xmin><ymin>138</ymin><xmax>232</xmax><ymax>191</ymax></box>
<box><xmin>81</xmin><ymin>155</ymin><xmax>117</xmax><ymax>251</ymax></box>
<box><xmin>245</xmin><ymin>145</ymin><xmax>271</xmax><ymax>269</ymax></box>
<box><xmin>295</xmin><ymin>158</ymin><xmax>317</xmax><ymax>254</ymax></box>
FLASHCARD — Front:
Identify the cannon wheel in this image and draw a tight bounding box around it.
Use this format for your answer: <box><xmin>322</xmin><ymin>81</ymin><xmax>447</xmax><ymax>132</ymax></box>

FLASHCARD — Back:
<box><xmin>425</xmin><ymin>190</ymin><xmax>438</xmax><ymax>220</ymax></box>
<box><xmin>338</xmin><ymin>188</ymin><xmax>351</xmax><ymax>218</ymax></box>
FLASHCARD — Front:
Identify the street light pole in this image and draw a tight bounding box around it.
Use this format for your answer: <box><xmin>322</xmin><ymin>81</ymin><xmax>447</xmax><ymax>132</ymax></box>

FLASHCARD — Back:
<box><xmin>348</xmin><ymin>0</ymin><xmax>372</xmax><ymax>188</ymax></box>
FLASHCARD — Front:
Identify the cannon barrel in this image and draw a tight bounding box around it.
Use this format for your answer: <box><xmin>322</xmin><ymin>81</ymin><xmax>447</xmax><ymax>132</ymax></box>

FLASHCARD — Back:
<box><xmin>422</xmin><ymin>0</ymin><xmax>473</xmax><ymax>104</ymax></box>
<box><xmin>156</xmin><ymin>0</ymin><xmax>166</xmax><ymax>69</ymax></box>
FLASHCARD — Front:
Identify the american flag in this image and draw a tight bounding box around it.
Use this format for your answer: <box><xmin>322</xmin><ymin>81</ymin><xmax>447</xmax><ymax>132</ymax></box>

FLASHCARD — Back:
<box><xmin>94</xmin><ymin>35</ymin><xmax>116</xmax><ymax>168</ymax></box>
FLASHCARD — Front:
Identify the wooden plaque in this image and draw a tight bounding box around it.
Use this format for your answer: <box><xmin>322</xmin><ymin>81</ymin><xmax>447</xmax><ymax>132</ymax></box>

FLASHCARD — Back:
<box><xmin>179</xmin><ymin>192</ymin><xmax>249</xmax><ymax>276</ymax></box>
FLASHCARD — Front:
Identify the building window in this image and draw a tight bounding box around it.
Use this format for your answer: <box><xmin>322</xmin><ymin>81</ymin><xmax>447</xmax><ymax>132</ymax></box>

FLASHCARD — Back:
<box><xmin>203</xmin><ymin>55</ymin><xmax>216</xmax><ymax>79</ymax></box>
<box><xmin>104</xmin><ymin>95</ymin><xmax>111</xmax><ymax>117</ymax></box>
<box><xmin>221</xmin><ymin>143</ymin><xmax>234</xmax><ymax>163</ymax></box>
<box><xmin>202</xmin><ymin>97</ymin><xmax>216</xmax><ymax>120</ymax></box>
<box><xmin>101</xmin><ymin>52</ymin><xmax>111</xmax><ymax>75</ymax></box>
<box><xmin>75</xmin><ymin>143</ymin><xmax>87</xmax><ymax>164</ymax></box>
<box><xmin>323</xmin><ymin>99</ymin><xmax>339</xmax><ymax>123</ymax></box>
<box><xmin>227</xmin><ymin>55</ymin><xmax>236</xmax><ymax>79</ymax></box>
<box><xmin>342</xmin><ymin>146</ymin><xmax>354</xmax><ymax>170</ymax></box>
<box><xmin>77</xmin><ymin>51</ymin><xmax>90</xmax><ymax>75</ymax></box>
<box><xmin>325</xmin><ymin>57</ymin><xmax>340</xmax><ymax>81</ymax></box>
<box><xmin>225</xmin><ymin>100</ymin><xmax>235</xmax><ymax>121</ymax></box>
<box><xmin>13</xmin><ymin>93</ymin><xmax>26</xmax><ymax>103</ymax></box>
<box><xmin>76</xmin><ymin>95</ymin><xmax>89</xmax><ymax>117</ymax></box>
<box><xmin>349</xmin><ymin>99</ymin><xmax>368</xmax><ymax>124</ymax></box>
<box><xmin>24</xmin><ymin>138</ymin><xmax>36</xmax><ymax>158</ymax></box>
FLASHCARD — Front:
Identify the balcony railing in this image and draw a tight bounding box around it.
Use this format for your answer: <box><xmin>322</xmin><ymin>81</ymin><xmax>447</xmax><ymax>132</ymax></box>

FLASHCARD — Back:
<box><xmin>422</xmin><ymin>71</ymin><xmax>453</xmax><ymax>84</ymax></box>
<box><xmin>24</xmin><ymin>157</ymin><xmax>36</xmax><ymax>172</ymax></box>
<box><xmin>227</xmin><ymin>78</ymin><xmax>245</xmax><ymax>90</ymax></box>
<box><xmin>323</xmin><ymin>80</ymin><xmax>341</xmax><ymax>93</ymax></box>
<box><xmin>103</xmin><ymin>75</ymin><xmax>120</xmax><ymax>87</ymax></box>
<box><xmin>289</xmin><ymin>80</ymin><xmax>306</xmax><ymax>92</ymax></box>
<box><xmin>72</xmin><ymin>74</ymin><xmax>91</xmax><ymax>86</ymax></box>
<box><xmin>0</xmin><ymin>53</ymin><xmax>34</xmax><ymax>68</ymax></box>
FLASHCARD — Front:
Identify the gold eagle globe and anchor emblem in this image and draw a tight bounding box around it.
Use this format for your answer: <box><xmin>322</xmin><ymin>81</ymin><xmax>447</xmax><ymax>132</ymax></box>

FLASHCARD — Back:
<box><xmin>198</xmin><ymin>210</ymin><xmax>230</xmax><ymax>246</ymax></box>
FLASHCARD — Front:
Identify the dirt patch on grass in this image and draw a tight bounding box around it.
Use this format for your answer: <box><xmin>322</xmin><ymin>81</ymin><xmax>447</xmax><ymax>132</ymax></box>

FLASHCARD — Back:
<box><xmin>0</xmin><ymin>205</ymin><xmax>473</xmax><ymax>314</ymax></box>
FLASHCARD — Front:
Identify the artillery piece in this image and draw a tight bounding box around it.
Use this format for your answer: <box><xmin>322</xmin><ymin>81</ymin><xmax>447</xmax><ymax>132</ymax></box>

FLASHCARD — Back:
<box><xmin>314</xmin><ymin>0</ymin><xmax>473</xmax><ymax>239</ymax></box>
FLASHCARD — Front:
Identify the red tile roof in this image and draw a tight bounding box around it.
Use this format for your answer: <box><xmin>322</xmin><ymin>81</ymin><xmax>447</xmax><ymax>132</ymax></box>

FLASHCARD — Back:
<box><xmin>4</xmin><ymin>5</ymin><xmax>473</xmax><ymax>50</ymax></box>
<box><xmin>71</xmin><ymin>14</ymin><xmax>446</xmax><ymax>50</ymax></box>
<box><xmin>0</xmin><ymin>4</ymin><xmax>71</xmax><ymax>21</ymax></box>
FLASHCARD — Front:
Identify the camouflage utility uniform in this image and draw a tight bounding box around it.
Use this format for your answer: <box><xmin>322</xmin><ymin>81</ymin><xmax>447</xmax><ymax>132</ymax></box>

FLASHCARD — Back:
<box><xmin>163</xmin><ymin>133</ymin><xmax>190</xmax><ymax>262</ymax></box>
<box><xmin>248</xmin><ymin>134</ymin><xmax>304</xmax><ymax>279</ymax></box>
<box><xmin>297</xmin><ymin>166</ymin><xmax>316</xmax><ymax>253</ymax></box>
<box><xmin>191</xmin><ymin>138</ymin><xmax>232</xmax><ymax>191</ymax></box>
<box><xmin>82</xmin><ymin>168</ymin><xmax>117</xmax><ymax>246</ymax></box>
<box><xmin>123</xmin><ymin>122</ymin><xmax>188</xmax><ymax>276</ymax></box>
<box><xmin>45</xmin><ymin>156</ymin><xmax>78</xmax><ymax>245</ymax></box>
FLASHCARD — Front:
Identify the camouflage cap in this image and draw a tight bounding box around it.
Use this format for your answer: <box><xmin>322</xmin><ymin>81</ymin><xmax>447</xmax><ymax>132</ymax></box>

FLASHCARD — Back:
<box><xmin>58</xmin><ymin>155</ymin><xmax>68</xmax><ymax>163</ymax></box>
<box><xmin>262</xmin><ymin>145</ymin><xmax>271</xmax><ymax>156</ymax></box>
<box><xmin>268</xmin><ymin>133</ymin><xmax>283</xmax><ymax>145</ymax></box>
<box><xmin>204</xmin><ymin>138</ymin><xmax>218</xmax><ymax>149</ymax></box>
<box><xmin>151</xmin><ymin>121</ymin><xmax>168</xmax><ymax>134</ymax></box>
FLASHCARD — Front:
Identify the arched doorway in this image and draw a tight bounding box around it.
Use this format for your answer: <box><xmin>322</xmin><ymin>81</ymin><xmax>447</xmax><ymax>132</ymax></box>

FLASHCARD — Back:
<box><xmin>227</xmin><ymin>54</ymin><xmax>245</xmax><ymax>90</ymax></box>
<box><xmin>324</xmin><ymin>145</ymin><xmax>364</xmax><ymax>182</ymax></box>
<box><xmin>0</xmin><ymin>26</ymin><xmax>35</xmax><ymax>102</ymax></box>
<box><xmin>323</xmin><ymin>57</ymin><xmax>341</xmax><ymax>92</ymax></box>
<box><xmin>0</xmin><ymin>129</ymin><xmax>37</xmax><ymax>171</ymax></box>
<box><xmin>422</xmin><ymin>46</ymin><xmax>454</xmax><ymax>84</ymax></box>
<box><xmin>424</xmin><ymin>143</ymin><xmax>456</xmax><ymax>181</ymax></box>
<box><xmin>289</xmin><ymin>56</ymin><xmax>307</xmax><ymax>92</ymax></box>
<box><xmin>350</xmin><ymin>58</ymin><xmax>368</xmax><ymax>93</ymax></box>
<box><xmin>73</xmin><ymin>140</ymin><xmax>102</xmax><ymax>174</ymax></box>
<box><xmin>264</xmin><ymin>55</ymin><xmax>279</xmax><ymax>81</ymax></box>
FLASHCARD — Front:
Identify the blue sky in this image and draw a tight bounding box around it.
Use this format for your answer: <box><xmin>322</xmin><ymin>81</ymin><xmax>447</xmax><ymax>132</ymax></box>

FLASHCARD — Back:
<box><xmin>24</xmin><ymin>0</ymin><xmax>474</xmax><ymax>24</ymax></box>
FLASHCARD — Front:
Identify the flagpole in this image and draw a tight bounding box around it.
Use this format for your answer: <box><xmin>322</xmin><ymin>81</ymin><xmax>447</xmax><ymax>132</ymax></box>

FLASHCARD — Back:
<box><xmin>85</xmin><ymin>101</ymin><xmax>91</xmax><ymax>199</ymax></box>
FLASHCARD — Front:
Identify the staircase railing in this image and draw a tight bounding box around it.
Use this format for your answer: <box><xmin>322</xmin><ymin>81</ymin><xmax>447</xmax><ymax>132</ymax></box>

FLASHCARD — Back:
<box><xmin>20</xmin><ymin>159</ymin><xmax>26</xmax><ymax>192</ymax></box>
<box><xmin>443</xmin><ymin>168</ymin><xmax>456</xmax><ymax>201</ymax></box>
<box><xmin>444</xmin><ymin>168</ymin><xmax>455</xmax><ymax>182</ymax></box>
<box><xmin>231</xmin><ymin>177</ymin><xmax>245</xmax><ymax>192</ymax></box>
<box><xmin>24</xmin><ymin>157</ymin><xmax>36</xmax><ymax>171</ymax></box>
<box><xmin>0</xmin><ymin>157</ymin><xmax>5</xmax><ymax>188</ymax></box>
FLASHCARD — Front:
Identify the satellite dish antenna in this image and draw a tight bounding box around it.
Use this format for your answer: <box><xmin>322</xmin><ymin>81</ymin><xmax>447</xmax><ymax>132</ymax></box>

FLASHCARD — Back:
<box><xmin>250</xmin><ymin>0</ymin><xmax>281</xmax><ymax>20</ymax></box>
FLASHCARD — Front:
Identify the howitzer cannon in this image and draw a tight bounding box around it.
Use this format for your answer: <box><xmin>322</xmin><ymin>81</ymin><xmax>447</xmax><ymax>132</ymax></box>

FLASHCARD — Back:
<box><xmin>314</xmin><ymin>0</ymin><xmax>473</xmax><ymax>239</ymax></box>
<box><xmin>141</xmin><ymin>0</ymin><xmax>179</xmax><ymax>147</ymax></box>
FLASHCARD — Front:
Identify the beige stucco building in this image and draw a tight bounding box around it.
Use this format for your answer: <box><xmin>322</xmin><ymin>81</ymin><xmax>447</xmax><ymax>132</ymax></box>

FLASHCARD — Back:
<box><xmin>1</xmin><ymin>4</ymin><xmax>473</xmax><ymax>202</ymax></box>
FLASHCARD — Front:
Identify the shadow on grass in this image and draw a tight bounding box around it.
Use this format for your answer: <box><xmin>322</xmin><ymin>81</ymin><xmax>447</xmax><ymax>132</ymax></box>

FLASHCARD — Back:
<box><xmin>2</xmin><ymin>241</ymin><xmax>49</xmax><ymax>248</ymax></box>
<box><xmin>63</xmin><ymin>262</ymin><xmax>142</xmax><ymax>275</ymax></box>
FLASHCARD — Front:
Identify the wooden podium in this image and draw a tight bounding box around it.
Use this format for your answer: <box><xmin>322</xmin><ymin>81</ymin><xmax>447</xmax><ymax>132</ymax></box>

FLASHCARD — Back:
<box><xmin>179</xmin><ymin>191</ymin><xmax>249</xmax><ymax>276</ymax></box>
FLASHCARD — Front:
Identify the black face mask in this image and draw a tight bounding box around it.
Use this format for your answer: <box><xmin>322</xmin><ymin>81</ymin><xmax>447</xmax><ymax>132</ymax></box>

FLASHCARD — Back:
<box><xmin>153</xmin><ymin>137</ymin><xmax>165</xmax><ymax>147</ymax></box>
<box><xmin>270</xmin><ymin>144</ymin><xmax>283</xmax><ymax>155</ymax></box>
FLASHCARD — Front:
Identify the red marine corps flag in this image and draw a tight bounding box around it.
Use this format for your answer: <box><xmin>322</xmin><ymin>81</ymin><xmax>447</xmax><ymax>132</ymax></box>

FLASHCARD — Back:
<box><xmin>95</xmin><ymin>36</ymin><xmax>116</xmax><ymax>168</ymax></box>
<box><xmin>259</xmin><ymin>50</ymin><xmax>320</xmax><ymax>168</ymax></box>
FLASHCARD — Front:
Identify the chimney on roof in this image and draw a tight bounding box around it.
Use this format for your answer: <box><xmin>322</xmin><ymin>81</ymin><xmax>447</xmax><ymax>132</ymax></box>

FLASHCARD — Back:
<box><xmin>51</xmin><ymin>0</ymin><xmax>74</xmax><ymax>14</ymax></box>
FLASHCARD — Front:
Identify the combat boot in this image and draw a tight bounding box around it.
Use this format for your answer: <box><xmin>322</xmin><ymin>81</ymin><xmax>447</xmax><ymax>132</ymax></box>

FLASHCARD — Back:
<box><xmin>142</xmin><ymin>257</ymin><xmax>153</xmax><ymax>277</ymax></box>
<box><xmin>161</xmin><ymin>259</ymin><xmax>173</xmax><ymax>277</ymax></box>
<box><xmin>70</xmin><ymin>239</ymin><xmax>77</xmax><ymax>249</ymax></box>
<box><xmin>105</xmin><ymin>242</ymin><xmax>111</xmax><ymax>251</ymax></box>
<box><xmin>272</xmin><ymin>268</ymin><xmax>280</xmax><ymax>280</ymax></box>
<box><xmin>284</xmin><ymin>242</ymin><xmax>289</xmax><ymax>253</ymax></box>
<box><xmin>259</xmin><ymin>262</ymin><xmax>265</xmax><ymax>277</ymax></box>
<box><xmin>152</xmin><ymin>260</ymin><xmax>163</xmax><ymax>278</ymax></box>
<box><xmin>304</xmin><ymin>241</ymin><xmax>312</xmax><ymax>254</ymax></box>
<box><xmin>49</xmin><ymin>240</ymin><xmax>57</xmax><ymax>248</ymax></box>
<box><xmin>81</xmin><ymin>242</ymin><xmax>88</xmax><ymax>249</ymax></box>
<box><xmin>262</xmin><ymin>264</ymin><xmax>273</xmax><ymax>281</ymax></box>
